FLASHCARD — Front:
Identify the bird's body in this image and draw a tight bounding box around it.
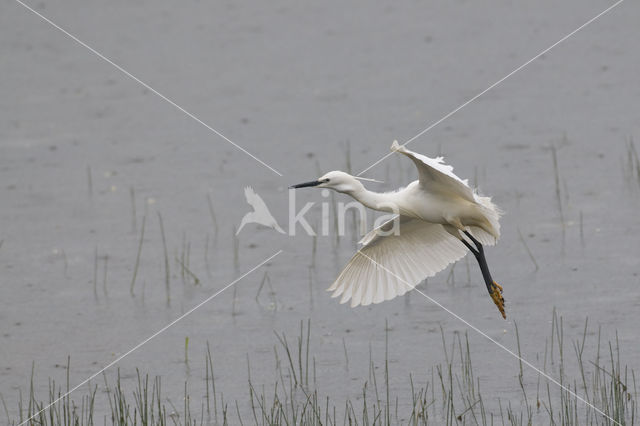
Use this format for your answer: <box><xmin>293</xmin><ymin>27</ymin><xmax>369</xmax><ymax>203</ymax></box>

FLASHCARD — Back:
<box><xmin>291</xmin><ymin>141</ymin><xmax>506</xmax><ymax>318</ymax></box>
<box><xmin>352</xmin><ymin>180</ymin><xmax>495</xmax><ymax>237</ymax></box>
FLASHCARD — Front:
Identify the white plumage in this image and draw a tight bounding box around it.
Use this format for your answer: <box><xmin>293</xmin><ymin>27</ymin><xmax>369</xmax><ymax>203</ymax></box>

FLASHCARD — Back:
<box><xmin>329</xmin><ymin>216</ymin><xmax>468</xmax><ymax>307</ymax></box>
<box><xmin>291</xmin><ymin>141</ymin><xmax>506</xmax><ymax>317</ymax></box>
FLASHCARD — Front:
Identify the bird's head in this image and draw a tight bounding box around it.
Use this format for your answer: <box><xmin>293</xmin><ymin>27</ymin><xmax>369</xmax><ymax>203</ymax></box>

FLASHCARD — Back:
<box><xmin>290</xmin><ymin>170</ymin><xmax>364</xmax><ymax>194</ymax></box>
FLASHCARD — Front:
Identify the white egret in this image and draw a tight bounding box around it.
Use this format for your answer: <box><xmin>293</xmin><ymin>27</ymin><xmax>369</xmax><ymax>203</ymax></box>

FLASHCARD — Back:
<box><xmin>291</xmin><ymin>141</ymin><xmax>506</xmax><ymax>319</ymax></box>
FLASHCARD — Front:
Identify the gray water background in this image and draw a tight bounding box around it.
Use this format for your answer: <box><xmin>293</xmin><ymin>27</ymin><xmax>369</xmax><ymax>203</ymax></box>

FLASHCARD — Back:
<box><xmin>1</xmin><ymin>0</ymin><xmax>639</xmax><ymax>422</ymax></box>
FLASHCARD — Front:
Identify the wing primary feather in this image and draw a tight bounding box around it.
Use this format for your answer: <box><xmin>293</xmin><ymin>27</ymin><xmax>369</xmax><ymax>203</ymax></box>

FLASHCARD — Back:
<box><xmin>340</xmin><ymin>258</ymin><xmax>363</xmax><ymax>301</ymax></box>
<box><xmin>349</xmin><ymin>252</ymin><xmax>369</xmax><ymax>306</ymax></box>
<box><xmin>338</xmin><ymin>253</ymin><xmax>363</xmax><ymax>303</ymax></box>
<box><xmin>373</xmin><ymin>262</ymin><xmax>385</xmax><ymax>304</ymax></box>
<box><xmin>361</xmin><ymin>254</ymin><xmax>377</xmax><ymax>306</ymax></box>
<box><xmin>331</xmin><ymin>219</ymin><xmax>474</xmax><ymax>308</ymax></box>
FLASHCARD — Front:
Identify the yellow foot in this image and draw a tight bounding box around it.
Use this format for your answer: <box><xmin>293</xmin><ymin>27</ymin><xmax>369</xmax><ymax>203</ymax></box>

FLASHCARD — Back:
<box><xmin>490</xmin><ymin>281</ymin><xmax>506</xmax><ymax>319</ymax></box>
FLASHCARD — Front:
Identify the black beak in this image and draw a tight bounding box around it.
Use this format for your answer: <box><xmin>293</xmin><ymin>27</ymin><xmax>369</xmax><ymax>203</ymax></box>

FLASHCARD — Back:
<box><xmin>289</xmin><ymin>180</ymin><xmax>322</xmax><ymax>189</ymax></box>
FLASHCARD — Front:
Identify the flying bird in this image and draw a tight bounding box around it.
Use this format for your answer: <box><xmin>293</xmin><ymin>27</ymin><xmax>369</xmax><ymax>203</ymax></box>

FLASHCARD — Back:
<box><xmin>290</xmin><ymin>141</ymin><xmax>506</xmax><ymax>319</ymax></box>
<box><xmin>237</xmin><ymin>186</ymin><xmax>285</xmax><ymax>235</ymax></box>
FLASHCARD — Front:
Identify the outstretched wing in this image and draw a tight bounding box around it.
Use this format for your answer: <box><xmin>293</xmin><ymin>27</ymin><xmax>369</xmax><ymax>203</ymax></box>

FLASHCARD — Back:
<box><xmin>328</xmin><ymin>216</ymin><xmax>468</xmax><ymax>307</ymax></box>
<box><xmin>391</xmin><ymin>141</ymin><xmax>475</xmax><ymax>202</ymax></box>
<box><xmin>391</xmin><ymin>141</ymin><xmax>503</xmax><ymax>245</ymax></box>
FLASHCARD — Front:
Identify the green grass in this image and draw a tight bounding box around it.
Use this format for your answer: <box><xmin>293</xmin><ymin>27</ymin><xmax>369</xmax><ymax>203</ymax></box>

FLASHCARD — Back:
<box><xmin>5</xmin><ymin>313</ymin><xmax>637</xmax><ymax>425</ymax></box>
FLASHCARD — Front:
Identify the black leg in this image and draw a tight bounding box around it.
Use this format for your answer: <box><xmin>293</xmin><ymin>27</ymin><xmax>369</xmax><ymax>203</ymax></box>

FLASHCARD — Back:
<box><xmin>460</xmin><ymin>238</ymin><xmax>478</xmax><ymax>256</ymax></box>
<box><xmin>461</xmin><ymin>231</ymin><xmax>506</xmax><ymax>319</ymax></box>
<box><xmin>463</xmin><ymin>231</ymin><xmax>491</xmax><ymax>291</ymax></box>
<box><xmin>463</xmin><ymin>230</ymin><xmax>482</xmax><ymax>250</ymax></box>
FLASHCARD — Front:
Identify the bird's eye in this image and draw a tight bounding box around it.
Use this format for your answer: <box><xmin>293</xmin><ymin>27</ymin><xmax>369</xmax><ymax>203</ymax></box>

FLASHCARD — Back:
<box><xmin>323</xmin><ymin>178</ymin><xmax>330</xmax><ymax>183</ymax></box>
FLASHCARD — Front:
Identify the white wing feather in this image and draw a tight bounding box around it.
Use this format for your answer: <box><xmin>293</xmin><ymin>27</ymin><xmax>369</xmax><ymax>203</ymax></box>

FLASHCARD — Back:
<box><xmin>328</xmin><ymin>216</ymin><xmax>468</xmax><ymax>307</ymax></box>
<box><xmin>391</xmin><ymin>141</ymin><xmax>475</xmax><ymax>202</ymax></box>
<box><xmin>391</xmin><ymin>141</ymin><xmax>502</xmax><ymax>244</ymax></box>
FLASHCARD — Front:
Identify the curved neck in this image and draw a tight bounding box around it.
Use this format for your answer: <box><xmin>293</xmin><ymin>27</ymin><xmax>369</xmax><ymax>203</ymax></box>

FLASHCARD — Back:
<box><xmin>345</xmin><ymin>184</ymin><xmax>397</xmax><ymax>213</ymax></box>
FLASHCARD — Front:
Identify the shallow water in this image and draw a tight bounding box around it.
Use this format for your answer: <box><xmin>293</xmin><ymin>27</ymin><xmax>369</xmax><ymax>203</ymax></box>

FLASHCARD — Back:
<box><xmin>1</xmin><ymin>0</ymin><xmax>639</xmax><ymax>422</ymax></box>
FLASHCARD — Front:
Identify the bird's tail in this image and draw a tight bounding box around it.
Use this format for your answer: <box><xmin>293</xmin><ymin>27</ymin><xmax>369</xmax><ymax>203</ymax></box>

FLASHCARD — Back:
<box><xmin>470</xmin><ymin>195</ymin><xmax>502</xmax><ymax>245</ymax></box>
